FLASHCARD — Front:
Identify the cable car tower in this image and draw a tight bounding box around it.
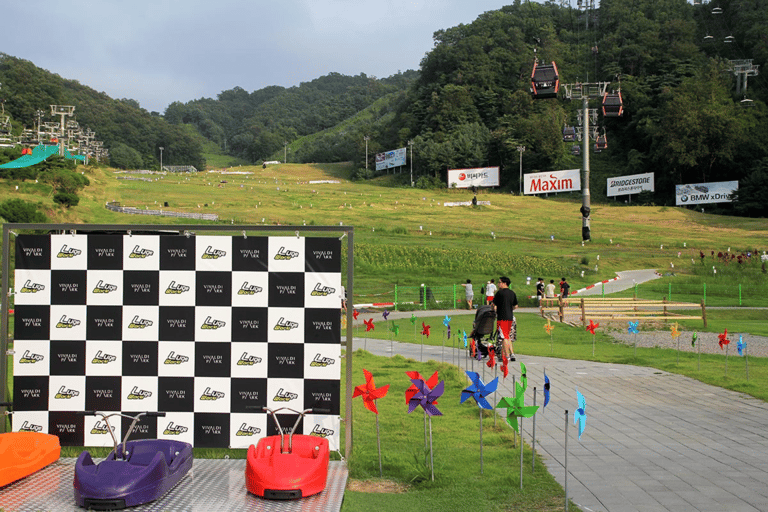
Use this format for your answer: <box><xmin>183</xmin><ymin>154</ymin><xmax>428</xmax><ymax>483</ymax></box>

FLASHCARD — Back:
<box><xmin>50</xmin><ymin>105</ymin><xmax>75</xmax><ymax>156</ymax></box>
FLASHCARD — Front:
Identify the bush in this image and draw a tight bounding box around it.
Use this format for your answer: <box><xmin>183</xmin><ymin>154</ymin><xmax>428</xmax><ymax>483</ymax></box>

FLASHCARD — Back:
<box><xmin>0</xmin><ymin>199</ymin><xmax>48</xmax><ymax>223</ymax></box>
<box><xmin>53</xmin><ymin>192</ymin><xmax>80</xmax><ymax>207</ymax></box>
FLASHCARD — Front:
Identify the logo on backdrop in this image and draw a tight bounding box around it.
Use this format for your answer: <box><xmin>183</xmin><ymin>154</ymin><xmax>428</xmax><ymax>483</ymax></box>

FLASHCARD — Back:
<box><xmin>127</xmin><ymin>387</ymin><xmax>153</xmax><ymax>400</ymax></box>
<box><xmin>274</xmin><ymin>317</ymin><xmax>299</xmax><ymax>331</ymax></box>
<box><xmin>200</xmin><ymin>387</ymin><xmax>225</xmax><ymax>401</ymax></box>
<box><xmin>165</xmin><ymin>281</ymin><xmax>191</xmax><ymax>294</ymax></box>
<box><xmin>164</xmin><ymin>352</ymin><xmax>190</xmax><ymax>365</ymax></box>
<box><xmin>93</xmin><ymin>280</ymin><xmax>119</xmax><ymax>294</ymax></box>
<box><xmin>310</xmin><ymin>283</ymin><xmax>336</xmax><ymax>296</ymax></box>
<box><xmin>90</xmin><ymin>421</ymin><xmax>115</xmax><ymax>435</ymax></box>
<box><xmin>236</xmin><ymin>423</ymin><xmax>262</xmax><ymax>437</ymax></box>
<box><xmin>273</xmin><ymin>388</ymin><xmax>299</xmax><ymax>402</ymax></box>
<box><xmin>163</xmin><ymin>422</ymin><xmax>189</xmax><ymax>436</ymax></box>
<box><xmin>237</xmin><ymin>352</ymin><xmax>262</xmax><ymax>366</ymax></box>
<box><xmin>57</xmin><ymin>245</ymin><xmax>82</xmax><ymax>258</ymax></box>
<box><xmin>310</xmin><ymin>354</ymin><xmax>336</xmax><ymax>367</ymax></box>
<box><xmin>201</xmin><ymin>316</ymin><xmax>226</xmax><ymax>330</ymax></box>
<box><xmin>56</xmin><ymin>315</ymin><xmax>81</xmax><ymax>328</ymax></box>
<box><xmin>274</xmin><ymin>247</ymin><xmax>300</xmax><ymax>260</ymax></box>
<box><xmin>237</xmin><ymin>282</ymin><xmax>263</xmax><ymax>295</ymax></box>
<box><xmin>202</xmin><ymin>246</ymin><xmax>226</xmax><ymax>259</ymax></box>
<box><xmin>55</xmin><ymin>386</ymin><xmax>80</xmax><ymax>399</ymax></box>
<box><xmin>19</xmin><ymin>350</ymin><xmax>45</xmax><ymax>364</ymax></box>
<box><xmin>20</xmin><ymin>280</ymin><xmax>45</xmax><ymax>293</ymax></box>
<box><xmin>311</xmin><ymin>424</ymin><xmax>334</xmax><ymax>438</ymax></box>
<box><xmin>129</xmin><ymin>245</ymin><xmax>154</xmax><ymax>258</ymax></box>
<box><xmin>92</xmin><ymin>351</ymin><xmax>117</xmax><ymax>364</ymax></box>
<box><xmin>19</xmin><ymin>421</ymin><xmax>44</xmax><ymax>433</ymax></box>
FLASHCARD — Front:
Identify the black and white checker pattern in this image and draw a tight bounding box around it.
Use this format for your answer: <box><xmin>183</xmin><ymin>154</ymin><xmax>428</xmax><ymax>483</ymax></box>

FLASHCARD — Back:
<box><xmin>12</xmin><ymin>234</ymin><xmax>341</xmax><ymax>449</ymax></box>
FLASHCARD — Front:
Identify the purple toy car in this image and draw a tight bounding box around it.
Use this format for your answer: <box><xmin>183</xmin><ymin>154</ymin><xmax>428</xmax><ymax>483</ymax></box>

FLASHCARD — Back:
<box><xmin>73</xmin><ymin>411</ymin><xmax>193</xmax><ymax>510</ymax></box>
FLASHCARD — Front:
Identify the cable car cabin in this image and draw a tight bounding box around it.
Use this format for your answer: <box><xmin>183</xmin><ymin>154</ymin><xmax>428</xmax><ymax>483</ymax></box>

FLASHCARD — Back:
<box><xmin>602</xmin><ymin>92</ymin><xmax>623</xmax><ymax>117</ymax></box>
<box><xmin>563</xmin><ymin>126</ymin><xmax>576</xmax><ymax>142</ymax></box>
<box><xmin>594</xmin><ymin>135</ymin><xmax>607</xmax><ymax>152</ymax></box>
<box><xmin>571</xmin><ymin>144</ymin><xmax>581</xmax><ymax>156</ymax></box>
<box><xmin>531</xmin><ymin>61</ymin><xmax>560</xmax><ymax>99</ymax></box>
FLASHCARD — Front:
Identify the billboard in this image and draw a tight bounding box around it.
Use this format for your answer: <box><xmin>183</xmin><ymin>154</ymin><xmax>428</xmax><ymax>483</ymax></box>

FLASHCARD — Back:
<box><xmin>524</xmin><ymin>169</ymin><xmax>581</xmax><ymax>195</ymax></box>
<box><xmin>675</xmin><ymin>181</ymin><xmax>738</xmax><ymax>206</ymax></box>
<box><xmin>375</xmin><ymin>147</ymin><xmax>407</xmax><ymax>171</ymax></box>
<box><xmin>447</xmin><ymin>167</ymin><xmax>500</xmax><ymax>188</ymax></box>
<box><xmin>606</xmin><ymin>172</ymin><xmax>655</xmax><ymax>197</ymax></box>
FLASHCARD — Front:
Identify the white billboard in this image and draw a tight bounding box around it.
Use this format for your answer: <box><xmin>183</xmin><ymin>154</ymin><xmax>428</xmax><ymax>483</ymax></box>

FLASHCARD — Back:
<box><xmin>676</xmin><ymin>181</ymin><xmax>738</xmax><ymax>206</ymax></box>
<box><xmin>524</xmin><ymin>169</ymin><xmax>581</xmax><ymax>195</ymax></box>
<box><xmin>447</xmin><ymin>167</ymin><xmax>500</xmax><ymax>188</ymax></box>
<box><xmin>375</xmin><ymin>147</ymin><xmax>407</xmax><ymax>171</ymax></box>
<box><xmin>607</xmin><ymin>172</ymin><xmax>655</xmax><ymax>197</ymax></box>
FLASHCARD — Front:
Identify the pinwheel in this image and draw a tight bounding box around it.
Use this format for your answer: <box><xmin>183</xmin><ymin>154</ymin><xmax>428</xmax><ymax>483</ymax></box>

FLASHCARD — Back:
<box><xmin>382</xmin><ymin>310</ymin><xmax>390</xmax><ymax>320</ymax></box>
<box><xmin>469</xmin><ymin>338</ymin><xmax>476</xmax><ymax>358</ymax></box>
<box><xmin>421</xmin><ymin>322</ymin><xmax>430</xmax><ymax>337</ymax></box>
<box><xmin>486</xmin><ymin>349</ymin><xmax>495</xmax><ymax>368</ymax></box>
<box><xmin>718</xmin><ymin>329</ymin><xmax>730</xmax><ymax>350</ymax></box>
<box><xmin>462</xmin><ymin>371</ymin><xmax>499</xmax><ymax>474</ymax></box>
<box><xmin>501</xmin><ymin>356</ymin><xmax>509</xmax><ymax>379</ymax></box>
<box><xmin>364</xmin><ymin>318</ymin><xmax>375</xmax><ymax>332</ymax></box>
<box><xmin>543</xmin><ymin>370</ymin><xmax>551</xmax><ymax>408</ymax></box>
<box><xmin>353</xmin><ymin>369</ymin><xmax>390</xmax><ymax>414</ymax></box>
<box><xmin>353</xmin><ymin>369</ymin><xmax>390</xmax><ymax>476</ymax></box>
<box><xmin>409</xmin><ymin>313</ymin><xmax>417</xmax><ymax>325</ymax></box>
<box><xmin>627</xmin><ymin>321</ymin><xmax>639</xmax><ymax>334</ymax></box>
<box><xmin>447</xmin><ymin>324</ymin><xmax>451</xmax><ymax>338</ymax></box>
<box><xmin>389</xmin><ymin>322</ymin><xmax>400</xmax><ymax>336</ymax></box>
<box><xmin>574</xmin><ymin>388</ymin><xmax>587</xmax><ymax>440</ymax></box>
<box><xmin>443</xmin><ymin>315</ymin><xmax>451</xmax><ymax>327</ymax></box>
<box><xmin>738</xmin><ymin>335</ymin><xmax>746</xmax><ymax>356</ymax></box>
<box><xmin>463</xmin><ymin>330</ymin><xmax>468</xmax><ymax>349</ymax></box>
<box><xmin>519</xmin><ymin>362</ymin><xmax>528</xmax><ymax>392</ymax></box>
<box><xmin>353</xmin><ymin>309</ymin><xmax>360</xmax><ymax>320</ymax></box>
<box><xmin>461</xmin><ymin>371</ymin><xmax>498</xmax><ymax>410</ymax></box>
<box><xmin>692</xmin><ymin>331</ymin><xmax>698</xmax><ymax>347</ymax></box>
<box><xmin>496</xmin><ymin>381</ymin><xmax>539</xmax><ymax>433</ymax></box>
<box><xmin>586</xmin><ymin>319</ymin><xmax>599</xmax><ymax>355</ymax></box>
<box><xmin>670</xmin><ymin>322</ymin><xmax>681</xmax><ymax>338</ymax></box>
<box><xmin>407</xmin><ymin>377</ymin><xmax>444</xmax><ymax>481</ymax></box>
<box><xmin>544</xmin><ymin>319</ymin><xmax>554</xmax><ymax>353</ymax></box>
<box><xmin>405</xmin><ymin>371</ymin><xmax>439</xmax><ymax>402</ymax></box>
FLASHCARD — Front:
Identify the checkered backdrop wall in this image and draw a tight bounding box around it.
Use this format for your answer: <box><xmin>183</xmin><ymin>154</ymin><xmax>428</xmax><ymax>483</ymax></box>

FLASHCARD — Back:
<box><xmin>11</xmin><ymin>233</ymin><xmax>342</xmax><ymax>450</ymax></box>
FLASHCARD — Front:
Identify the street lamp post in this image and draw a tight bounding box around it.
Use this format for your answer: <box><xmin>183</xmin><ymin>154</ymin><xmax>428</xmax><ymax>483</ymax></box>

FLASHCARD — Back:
<box><xmin>517</xmin><ymin>146</ymin><xmax>526</xmax><ymax>195</ymax></box>
<box><xmin>364</xmin><ymin>136</ymin><xmax>369</xmax><ymax>170</ymax></box>
<box><xmin>284</xmin><ymin>141</ymin><xmax>288</xmax><ymax>164</ymax></box>
<box><xmin>159</xmin><ymin>147</ymin><xmax>164</xmax><ymax>172</ymax></box>
<box><xmin>408</xmin><ymin>140</ymin><xmax>414</xmax><ymax>187</ymax></box>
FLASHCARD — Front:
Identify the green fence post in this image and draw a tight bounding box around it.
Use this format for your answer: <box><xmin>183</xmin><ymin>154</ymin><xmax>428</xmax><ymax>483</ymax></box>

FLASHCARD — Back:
<box><xmin>634</xmin><ymin>283</ymin><xmax>638</xmax><ymax>298</ymax></box>
<box><xmin>453</xmin><ymin>284</ymin><xmax>457</xmax><ymax>310</ymax></box>
<box><xmin>394</xmin><ymin>284</ymin><xmax>399</xmax><ymax>311</ymax></box>
<box><xmin>602</xmin><ymin>282</ymin><xmax>605</xmax><ymax>298</ymax></box>
<box><xmin>739</xmin><ymin>283</ymin><xmax>742</xmax><ymax>306</ymax></box>
<box><xmin>703</xmin><ymin>282</ymin><xmax>706</xmax><ymax>306</ymax></box>
<box><xmin>422</xmin><ymin>285</ymin><xmax>427</xmax><ymax>310</ymax></box>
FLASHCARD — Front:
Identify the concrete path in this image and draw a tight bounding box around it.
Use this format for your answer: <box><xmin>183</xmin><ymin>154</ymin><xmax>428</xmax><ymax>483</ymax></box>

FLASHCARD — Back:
<box><xmin>355</xmin><ymin>337</ymin><xmax>768</xmax><ymax>512</ymax></box>
<box><xmin>573</xmin><ymin>269</ymin><xmax>662</xmax><ymax>297</ymax></box>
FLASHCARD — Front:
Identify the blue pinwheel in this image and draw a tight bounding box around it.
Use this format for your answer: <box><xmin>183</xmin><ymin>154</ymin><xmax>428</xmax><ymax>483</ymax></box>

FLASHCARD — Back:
<box><xmin>463</xmin><ymin>330</ymin><xmax>468</xmax><ymax>348</ymax></box>
<box><xmin>543</xmin><ymin>371</ymin><xmax>551</xmax><ymax>408</ymax></box>
<box><xmin>628</xmin><ymin>321</ymin><xmax>639</xmax><ymax>334</ymax></box>
<box><xmin>408</xmin><ymin>378</ymin><xmax>444</xmax><ymax>416</ymax></box>
<box><xmin>461</xmin><ymin>371</ymin><xmax>498</xmax><ymax>410</ymax></box>
<box><xmin>574</xmin><ymin>388</ymin><xmax>587</xmax><ymax>440</ymax></box>
<box><xmin>443</xmin><ymin>315</ymin><xmax>451</xmax><ymax>327</ymax></box>
<box><xmin>738</xmin><ymin>335</ymin><xmax>746</xmax><ymax>356</ymax></box>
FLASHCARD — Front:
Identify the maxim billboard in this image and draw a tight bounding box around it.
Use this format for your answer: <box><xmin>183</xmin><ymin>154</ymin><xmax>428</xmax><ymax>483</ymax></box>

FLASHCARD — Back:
<box><xmin>524</xmin><ymin>169</ymin><xmax>581</xmax><ymax>195</ymax></box>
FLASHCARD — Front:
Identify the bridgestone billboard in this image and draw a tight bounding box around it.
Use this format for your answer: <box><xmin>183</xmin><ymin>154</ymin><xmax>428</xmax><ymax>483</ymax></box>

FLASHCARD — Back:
<box><xmin>606</xmin><ymin>172</ymin><xmax>655</xmax><ymax>197</ymax></box>
<box><xmin>524</xmin><ymin>169</ymin><xmax>581</xmax><ymax>195</ymax></box>
<box><xmin>375</xmin><ymin>147</ymin><xmax>407</xmax><ymax>171</ymax></box>
<box><xmin>447</xmin><ymin>167</ymin><xmax>500</xmax><ymax>188</ymax></box>
<box><xmin>676</xmin><ymin>181</ymin><xmax>738</xmax><ymax>206</ymax></box>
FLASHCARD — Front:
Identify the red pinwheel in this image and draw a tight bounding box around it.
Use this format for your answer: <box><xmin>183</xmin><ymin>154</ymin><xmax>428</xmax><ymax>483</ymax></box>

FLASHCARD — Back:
<box><xmin>364</xmin><ymin>318</ymin><xmax>375</xmax><ymax>331</ymax></box>
<box><xmin>405</xmin><ymin>371</ymin><xmax>439</xmax><ymax>404</ymax></box>
<box><xmin>352</xmin><ymin>369</ymin><xmax>390</xmax><ymax>414</ymax></box>
<box><xmin>586</xmin><ymin>319</ymin><xmax>600</xmax><ymax>335</ymax></box>
<box><xmin>486</xmin><ymin>349</ymin><xmax>495</xmax><ymax>368</ymax></box>
<box><xmin>718</xmin><ymin>329</ymin><xmax>730</xmax><ymax>350</ymax></box>
<box><xmin>353</xmin><ymin>309</ymin><xmax>359</xmax><ymax>320</ymax></box>
<box><xmin>421</xmin><ymin>322</ymin><xmax>431</xmax><ymax>337</ymax></box>
<box><xmin>469</xmin><ymin>338</ymin><xmax>476</xmax><ymax>358</ymax></box>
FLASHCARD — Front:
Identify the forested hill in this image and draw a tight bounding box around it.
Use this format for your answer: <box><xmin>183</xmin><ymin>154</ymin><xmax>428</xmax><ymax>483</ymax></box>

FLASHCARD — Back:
<box><xmin>163</xmin><ymin>71</ymin><xmax>419</xmax><ymax>164</ymax></box>
<box><xmin>0</xmin><ymin>53</ymin><xmax>205</xmax><ymax>171</ymax></box>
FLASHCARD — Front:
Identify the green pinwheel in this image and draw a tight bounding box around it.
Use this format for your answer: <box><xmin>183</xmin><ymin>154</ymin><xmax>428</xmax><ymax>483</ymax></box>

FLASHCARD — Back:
<box><xmin>496</xmin><ymin>381</ymin><xmax>539</xmax><ymax>433</ymax></box>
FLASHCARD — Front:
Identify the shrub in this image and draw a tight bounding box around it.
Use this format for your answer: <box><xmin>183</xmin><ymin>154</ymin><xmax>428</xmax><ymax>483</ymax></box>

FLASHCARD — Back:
<box><xmin>53</xmin><ymin>192</ymin><xmax>80</xmax><ymax>207</ymax></box>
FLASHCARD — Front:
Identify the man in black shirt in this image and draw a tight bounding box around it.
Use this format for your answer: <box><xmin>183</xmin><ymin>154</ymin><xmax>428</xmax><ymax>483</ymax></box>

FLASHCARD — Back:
<box><xmin>493</xmin><ymin>276</ymin><xmax>518</xmax><ymax>368</ymax></box>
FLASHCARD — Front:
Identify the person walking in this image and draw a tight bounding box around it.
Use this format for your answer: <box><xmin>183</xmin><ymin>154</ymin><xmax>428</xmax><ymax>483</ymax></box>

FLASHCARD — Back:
<box><xmin>493</xmin><ymin>276</ymin><xmax>518</xmax><ymax>377</ymax></box>
<box><xmin>461</xmin><ymin>279</ymin><xmax>474</xmax><ymax>310</ymax></box>
<box><xmin>485</xmin><ymin>279</ymin><xmax>497</xmax><ymax>305</ymax></box>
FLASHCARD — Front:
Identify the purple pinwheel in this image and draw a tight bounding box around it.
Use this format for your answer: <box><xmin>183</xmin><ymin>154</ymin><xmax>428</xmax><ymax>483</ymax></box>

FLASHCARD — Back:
<box><xmin>383</xmin><ymin>310</ymin><xmax>390</xmax><ymax>321</ymax></box>
<box><xmin>408</xmin><ymin>379</ymin><xmax>444</xmax><ymax>416</ymax></box>
<box><xmin>460</xmin><ymin>371</ymin><xmax>498</xmax><ymax>410</ymax></box>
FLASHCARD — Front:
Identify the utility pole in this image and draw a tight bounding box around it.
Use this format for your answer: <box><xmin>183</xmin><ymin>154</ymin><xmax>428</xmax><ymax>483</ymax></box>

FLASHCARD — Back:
<box><xmin>408</xmin><ymin>140</ymin><xmax>414</xmax><ymax>187</ymax></box>
<box><xmin>159</xmin><ymin>147</ymin><xmax>164</xmax><ymax>171</ymax></box>
<box><xmin>364</xmin><ymin>136</ymin><xmax>369</xmax><ymax>170</ymax></box>
<box><xmin>284</xmin><ymin>141</ymin><xmax>288</xmax><ymax>164</ymax></box>
<box><xmin>562</xmin><ymin>82</ymin><xmax>608</xmax><ymax>241</ymax></box>
<box><xmin>517</xmin><ymin>146</ymin><xmax>526</xmax><ymax>194</ymax></box>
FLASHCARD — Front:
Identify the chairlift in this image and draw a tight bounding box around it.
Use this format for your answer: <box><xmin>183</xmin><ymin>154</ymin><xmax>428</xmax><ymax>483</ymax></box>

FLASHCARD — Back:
<box><xmin>531</xmin><ymin>61</ymin><xmax>560</xmax><ymax>99</ymax></box>
<box><xmin>563</xmin><ymin>125</ymin><xmax>576</xmax><ymax>142</ymax></box>
<box><xmin>571</xmin><ymin>144</ymin><xmax>581</xmax><ymax>156</ymax></box>
<box><xmin>594</xmin><ymin>133</ymin><xmax>607</xmax><ymax>152</ymax></box>
<box><xmin>711</xmin><ymin>6</ymin><xmax>722</xmax><ymax>14</ymax></box>
<box><xmin>740</xmin><ymin>97</ymin><xmax>755</xmax><ymax>107</ymax></box>
<box><xmin>724</xmin><ymin>35</ymin><xmax>734</xmax><ymax>43</ymax></box>
<box><xmin>601</xmin><ymin>91</ymin><xmax>624</xmax><ymax>117</ymax></box>
<box><xmin>703</xmin><ymin>34</ymin><xmax>714</xmax><ymax>42</ymax></box>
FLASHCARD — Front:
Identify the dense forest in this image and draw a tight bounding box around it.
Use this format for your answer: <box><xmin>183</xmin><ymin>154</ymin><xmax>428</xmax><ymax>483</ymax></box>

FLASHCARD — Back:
<box><xmin>1</xmin><ymin>0</ymin><xmax>767</xmax><ymax>215</ymax></box>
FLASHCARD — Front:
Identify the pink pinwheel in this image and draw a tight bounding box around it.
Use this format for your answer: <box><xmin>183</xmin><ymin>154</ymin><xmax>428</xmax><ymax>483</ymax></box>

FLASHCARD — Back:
<box><xmin>586</xmin><ymin>319</ymin><xmax>600</xmax><ymax>335</ymax></box>
<box><xmin>718</xmin><ymin>329</ymin><xmax>730</xmax><ymax>350</ymax></box>
<box><xmin>352</xmin><ymin>369</ymin><xmax>390</xmax><ymax>414</ymax></box>
<box><xmin>364</xmin><ymin>318</ymin><xmax>375</xmax><ymax>331</ymax></box>
<box><xmin>421</xmin><ymin>322</ymin><xmax>431</xmax><ymax>337</ymax></box>
<box><xmin>405</xmin><ymin>371</ymin><xmax>439</xmax><ymax>404</ymax></box>
<box><xmin>353</xmin><ymin>309</ymin><xmax>359</xmax><ymax>320</ymax></box>
<box><xmin>407</xmin><ymin>378</ymin><xmax>444</xmax><ymax>416</ymax></box>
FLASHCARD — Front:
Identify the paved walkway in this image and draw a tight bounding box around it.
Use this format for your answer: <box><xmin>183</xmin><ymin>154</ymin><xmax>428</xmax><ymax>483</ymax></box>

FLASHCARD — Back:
<box><xmin>356</xmin><ymin>337</ymin><xmax>768</xmax><ymax>512</ymax></box>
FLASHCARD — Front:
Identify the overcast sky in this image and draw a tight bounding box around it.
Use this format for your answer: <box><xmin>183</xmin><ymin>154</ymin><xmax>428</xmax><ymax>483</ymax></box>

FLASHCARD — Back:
<box><xmin>3</xmin><ymin>0</ymin><xmax>507</xmax><ymax>113</ymax></box>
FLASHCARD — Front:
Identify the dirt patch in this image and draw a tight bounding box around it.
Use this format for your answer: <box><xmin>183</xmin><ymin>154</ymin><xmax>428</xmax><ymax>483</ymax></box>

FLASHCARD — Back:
<box><xmin>347</xmin><ymin>479</ymin><xmax>409</xmax><ymax>494</ymax></box>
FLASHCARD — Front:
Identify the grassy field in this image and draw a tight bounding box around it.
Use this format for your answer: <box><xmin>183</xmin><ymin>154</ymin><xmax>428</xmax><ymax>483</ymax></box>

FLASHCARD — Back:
<box><xmin>2</xmin><ymin>161</ymin><xmax>768</xmax><ymax>511</ymax></box>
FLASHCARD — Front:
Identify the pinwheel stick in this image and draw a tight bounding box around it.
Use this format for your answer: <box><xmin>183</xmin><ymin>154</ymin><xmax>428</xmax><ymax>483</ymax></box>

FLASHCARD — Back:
<box><xmin>725</xmin><ymin>340</ymin><xmax>729</xmax><ymax>376</ymax></box>
<box><xmin>479</xmin><ymin>408</ymin><xmax>485</xmax><ymax>475</ymax></box>
<box><xmin>532</xmin><ymin>387</ymin><xmax>537</xmax><ymax>472</ymax></box>
<box><xmin>429</xmin><ymin>416</ymin><xmax>435</xmax><ymax>482</ymax></box>
<box><xmin>592</xmin><ymin>333</ymin><xmax>595</xmax><ymax>357</ymax></box>
<box><xmin>746</xmin><ymin>343</ymin><xmax>750</xmax><ymax>381</ymax></box>
<box><xmin>697</xmin><ymin>335</ymin><xmax>701</xmax><ymax>371</ymax></box>
<box><xmin>375</xmin><ymin>402</ymin><xmax>383</xmax><ymax>477</ymax></box>
<box><xmin>676</xmin><ymin>333</ymin><xmax>680</xmax><ymax>364</ymax></box>
<box><xmin>633</xmin><ymin>332</ymin><xmax>638</xmax><ymax>358</ymax></box>
<box><xmin>565</xmin><ymin>409</ymin><xmax>570</xmax><ymax>512</ymax></box>
<box><xmin>519</xmin><ymin>415</ymin><xmax>524</xmax><ymax>489</ymax></box>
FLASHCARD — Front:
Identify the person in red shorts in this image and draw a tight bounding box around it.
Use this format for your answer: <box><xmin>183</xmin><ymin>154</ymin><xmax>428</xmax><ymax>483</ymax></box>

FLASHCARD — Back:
<box><xmin>493</xmin><ymin>276</ymin><xmax>518</xmax><ymax>376</ymax></box>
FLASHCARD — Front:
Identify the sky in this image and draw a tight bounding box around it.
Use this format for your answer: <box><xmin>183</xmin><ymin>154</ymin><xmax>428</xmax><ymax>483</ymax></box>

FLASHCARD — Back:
<box><xmin>3</xmin><ymin>0</ymin><xmax>507</xmax><ymax>114</ymax></box>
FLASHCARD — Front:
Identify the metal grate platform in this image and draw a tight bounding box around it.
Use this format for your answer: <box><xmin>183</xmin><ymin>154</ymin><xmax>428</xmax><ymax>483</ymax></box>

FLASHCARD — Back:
<box><xmin>0</xmin><ymin>459</ymin><xmax>348</xmax><ymax>512</ymax></box>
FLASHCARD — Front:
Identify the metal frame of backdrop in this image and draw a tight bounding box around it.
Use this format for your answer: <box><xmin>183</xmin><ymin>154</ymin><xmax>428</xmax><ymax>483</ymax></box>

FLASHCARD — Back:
<box><xmin>0</xmin><ymin>223</ymin><xmax>355</xmax><ymax>458</ymax></box>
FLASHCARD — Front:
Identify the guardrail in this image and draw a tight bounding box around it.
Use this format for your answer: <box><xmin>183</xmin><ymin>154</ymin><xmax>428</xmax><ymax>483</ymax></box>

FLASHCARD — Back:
<box><xmin>105</xmin><ymin>202</ymin><xmax>218</xmax><ymax>221</ymax></box>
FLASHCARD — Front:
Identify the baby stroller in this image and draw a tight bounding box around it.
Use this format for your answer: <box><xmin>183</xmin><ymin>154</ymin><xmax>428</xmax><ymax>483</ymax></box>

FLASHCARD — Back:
<box><xmin>469</xmin><ymin>305</ymin><xmax>503</xmax><ymax>359</ymax></box>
